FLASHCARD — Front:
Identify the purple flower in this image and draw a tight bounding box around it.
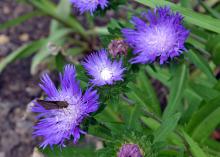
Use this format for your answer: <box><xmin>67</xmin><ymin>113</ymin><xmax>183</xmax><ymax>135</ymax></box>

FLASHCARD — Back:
<box><xmin>82</xmin><ymin>49</ymin><xmax>125</xmax><ymax>86</ymax></box>
<box><xmin>117</xmin><ymin>144</ymin><xmax>143</xmax><ymax>157</ymax></box>
<box><xmin>32</xmin><ymin>65</ymin><xmax>99</xmax><ymax>148</ymax></box>
<box><xmin>70</xmin><ymin>0</ymin><xmax>108</xmax><ymax>14</ymax></box>
<box><xmin>122</xmin><ymin>6</ymin><xmax>189</xmax><ymax>64</ymax></box>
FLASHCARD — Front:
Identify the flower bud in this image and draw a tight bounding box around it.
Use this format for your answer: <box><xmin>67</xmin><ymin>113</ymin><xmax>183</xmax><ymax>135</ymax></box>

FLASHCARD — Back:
<box><xmin>108</xmin><ymin>39</ymin><xmax>128</xmax><ymax>57</ymax></box>
<box><xmin>117</xmin><ymin>144</ymin><xmax>143</xmax><ymax>157</ymax></box>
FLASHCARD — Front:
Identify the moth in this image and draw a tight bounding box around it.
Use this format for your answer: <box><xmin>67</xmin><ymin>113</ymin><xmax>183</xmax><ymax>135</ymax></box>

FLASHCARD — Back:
<box><xmin>36</xmin><ymin>99</ymin><xmax>69</xmax><ymax>110</ymax></box>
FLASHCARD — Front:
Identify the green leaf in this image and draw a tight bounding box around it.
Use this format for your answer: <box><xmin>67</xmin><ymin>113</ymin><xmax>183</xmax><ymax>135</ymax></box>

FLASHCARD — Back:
<box><xmin>145</xmin><ymin>65</ymin><xmax>170</xmax><ymax>87</ymax></box>
<box><xmin>56</xmin><ymin>0</ymin><xmax>71</xmax><ymax>18</ymax></box>
<box><xmin>88</xmin><ymin>122</ymin><xmax>112</xmax><ymax>141</ymax></box>
<box><xmin>50</xmin><ymin>0</ymin><xmax>71</xmax><ymax>33</ymax></box>
<box><xmin>141</xmin><ymin>116</ymin><xmax>183</xmax><ymax>146</ymax></box>
<box><xmin>182</xmin><ymin>130</ymin><xmax>207</xmax><ymax>157</ymax></box>
<box><xmin>181</xmin><ymin>87</ymin><xmax>203</xmax><ymax>123</ymax></box>
<box><xmin>55</xmin><ymin>53</ymin><xmax>66</xmax><ymax>72</ymax></box>
<box><xmin>204</xmin><ymin>139</ymin><xmax>220</xmax><ymax>152</ymax></box>
<box><xmin>186</xmin><ymin>50</ymin><xmax>217</xmax><ymax>84</ymax></box>
<box><xmin>29</xmin><ymin>0</ymin><xmax>87</xmax><ymax>38</ymax></box>
<box><xmin>191</xmin><ymin>97</ymin><xmax>220</xmax><ymax>143</ymax></box>
<box><xmin>200</xmin><ymin>1</ymin><xmax>220</xmax><ymax>19</ymax></box>
<box><xmin>141</xmin><ymin>116</ymin><xmax>160</xmax><ymax>130</ymax></box>
<box><xmin>31</xmin><ymin>28</ymin><xmax>72</xmax><ymax>74</ymax></box>
<box><xmin>66</xmin><ymin>47</ymin><xmax>84</xmax><ymax>56</ymax></box>
<box><xmin>42</xmin><ymin>146</ymin><xmax>97</xmax><ymax>157</ymax></box>
<box><xmin>135</xmin><ymin>0</ymin><xmax>220</xmax><ymax>33</ymax></box>
<box><xmin>0</xmin><ymin>39</ymin><xmax>46</xmax><ymax>73</ymax></box>
<box><xmin>163</xmin><ymin>64</ymin><xmax>188</xmax><ymax>120</ymax></box>
<box><xmin>154</xmin><ymin>113</ymin><xmax>181</xmax><ymax>143</ymax></box>
<box><xmin>189</xmin><ymin>82</ymin><xmax>220</xmax><ymax>101</ymax></box>
<box><xmin>206</xmin><ymin>35</ymin><xmax>220</xmax><ymax>65</ymax></box>
<box><xmin>180</xmin><ymin>0</ymin><xmax>192</xmax><ymax>8</ymax></box>
<box><xmin>0</xmin><ymin>11</ymin><xmax>43</xmax><ymax>31</ymax></box>
<box><xmin>127</xmin><ymin>103</ymin><xmax>142</xmax><ymax>131</ymax></box>
<box><xmin>136</xmin><ymin>70</ymin><xmax>161</xmax><ymax>116</ymax></box>
<box><xmin>126</xmin><ymin>84</ymin><xmax>150</xmax><ymax>109</ymax></box>
<box><xmin>206</xmin><ymin>35</ymin><xmax>220</xmax><ymax>53</ymax></box>
<box><xmin>186</xmin><ymin>97</ymin><xmax>220</xmax><ymax>136</ymax></box>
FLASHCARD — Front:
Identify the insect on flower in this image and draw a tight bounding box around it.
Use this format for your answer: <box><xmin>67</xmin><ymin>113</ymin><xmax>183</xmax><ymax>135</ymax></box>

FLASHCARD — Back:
<box><xmin>36</xmin><ymin>100</ymin><xmax>69</xmax><ymax>110</ymax></box>
<box><xmin>32</xmin><ymin>65</ymin><xmax>99</xmax><ymax>148</ymax></box>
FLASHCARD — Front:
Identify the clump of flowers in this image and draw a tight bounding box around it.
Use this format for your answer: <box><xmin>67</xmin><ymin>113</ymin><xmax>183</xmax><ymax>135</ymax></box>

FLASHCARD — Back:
<box><xmin>108</xmin><ymin>39</ymin><xmax>128</xmax><ymax>57</ymax></box>
<box><xmin>122</xmin><ymin>6</ymin><xmax>189</xmax><ymax>64</ymax></box>
<box><xmin>82</xmin><ymin>49</ymin><xmax>125</xmax><ymax>86</ymax></box>
<box><xmin>117</xmin><ymin>144</ymin><xmax>143</xmax><ymax>157</ymax></box>
<box><xmin>27</xmin><ymin>1</ymin><xmax>212</xmax><ymax>155</ymax></box>
<box><xmin>32</xmin><ymin>65</ymin><xmax>99</xmax><ymax>148</ymax></box>
<box><xmin>70</xmin><ymin>0</ymin><xmax>108</xmax><ymax>14</ymax></box>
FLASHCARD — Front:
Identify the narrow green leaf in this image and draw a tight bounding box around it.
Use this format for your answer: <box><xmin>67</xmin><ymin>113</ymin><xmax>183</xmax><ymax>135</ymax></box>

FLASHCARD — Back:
<box><xmin>181</xmin><ymin>87</ymin><xmax>203</xmax><ymax>123</ymax></box>
<box><xmin>189</xmin><ymin>82</ymin><xmax>220</xmax><ymax>101</ymax></box>
<box><xmin>191</xmin><ymin>101</ymin><xmax>220</xmax><ymax>143</ymax></box>
<box><xmin>141</xmin><ymin>116</ymin><xmax>183</xmax><ymax>146</ymax></box>
<box><xmin>187</xmin><ymin>36</ymin><xmax>207</xmax><ymax>54</ymax></box>
<box><xmin>141</xmin><ymin>116</ymin><xmax>160</xmax><ymax>130</ymax></box>
<box><xmin>0</xmin><ymin>39</ymin><xmax>46</xmax><ymax>73</ymax></box>
<box><xmin>0</xmin><ymin>11</ymin><xmax>42</xmax><ymax>31</ymax></box>
<box><xmin>136</xmin><ymin>70</ymin><xmax>161</xmax><ymax>116</ymax></box>
<box><xmin>56</xmin><ymin>0</ymin><xmax>71</xmax><ymax>18</ymax></box>
<box><xmin>145</xmin><ymin>66</ymin><xmax>170</xmax><ymax>87</ymax></box>
<box><xmin>127</xmin><ymin>104</ymin><xmax>142</xmax><ymax>130</ymax></box>
<box><xmin>31</xmin><ymin>29</ymin><xmax>72</xmax><ymax>74</ymax></box>
<box><xmin>182</xmin><ymin>131</ymin><xmax>207</xmax><ymax>157</ymax></box>
<box><xmin>206</xmin><ymin>35</ymin><xmax>220</xmax><ymax>53</ymax></box>
<box><xmin>66</xmin><ymin>47</ymin><xmax>84</xmax><ymax>56</ymax></box>
<box><xmin>154</xmin><ymin>113</ymin><xmax>181</xmax><ymax>143</ymax></box>
<box><xmin>180</xmin><ymin>0</ymin><xmax>191</xmax><ymax>8</ymax></box>
<box><xmin>204</xmin><ymin>139</ymin><xmax>220</xmax><ymax>152</ymax></box>
<box><xmin>29</xmin><ymin>0</ymin><xmax>87</xmax><ymax>38</ymax></box>
<box><xmin>186</xmin><ymin>50</ymin><xmax>217</xmax><ymax>84</ymax></box>
<box><xmin>55</xmin><ymin>54</ymin><xmax>66</xmax><ymax>72</ymax></box>
<box><xmin>126</xmin><ymin>83</ymin><xmax>152</xmax><ymax>111</ymax></box>
<box><xmin>186</xmin><ymin>97</ymin><xmax>220</xmax><ymax>135</ymax></box>
<box><xmin>50</xmin><ymin>0</ymin><xmax>71</xmax><ymax>33</ymax></box>
<box><xmin>135</xmin><ymin>0</ymin><xmax>220</xmax><ymax>33</ymax></box>
<box><xmin>43</xmin><ymin>146</ymin><xmax>97</xmax><ymax>157</ymax></box>
<box><xmin>163</xmin><ymin>64</ymin><xmax>188</xmax><ymax>120</ymax></box>
<box><xmin>88</xmin><ymin>123</ymin><xmax>112</xmax><ymax>141</ymax></box>
<box><xmin>200</xmin><ymin>1</ymin><xmax>220</xmax><ymax>19</ymax></box>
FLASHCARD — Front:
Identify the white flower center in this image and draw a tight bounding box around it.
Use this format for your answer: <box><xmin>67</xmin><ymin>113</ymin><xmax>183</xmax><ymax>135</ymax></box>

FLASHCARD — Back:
<box><xmin>145</xmin><ymin>26</ymin><xmax>174</xmax><ymax>53</ymax></box>
<box><xmin>100</xmin><ymin>68</ymin><xmax>112</xmax><ymax>81</ymax></box>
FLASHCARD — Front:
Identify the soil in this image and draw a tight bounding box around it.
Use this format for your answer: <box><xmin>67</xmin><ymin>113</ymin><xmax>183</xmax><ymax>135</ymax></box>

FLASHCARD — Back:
<box><xmin>0</xmin><ymin>1</ymin><xmax>50</xmax><ymax>157</ymax></box>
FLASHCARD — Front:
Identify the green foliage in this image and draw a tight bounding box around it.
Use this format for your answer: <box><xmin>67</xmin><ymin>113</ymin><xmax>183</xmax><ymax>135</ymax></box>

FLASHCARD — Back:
<box><xmin>97</xmin><ymin>130</ymin><xmax>157</xmax><ymax>157</ymax></box>
<box><xmin>182</xmin><ymin>131</ymin><xmax>207</xmax><ymax>157</ymax></box>
<box><xmin>0</xmin><ymin>11</ymin><xmax>43</xmax><ymax>31</ymax></box>
<box><xmin>0</xmin><ymin>39</ymin><xmax>46</xmax><ymax>73</ymax></box>
<box><xmin>42</xmin><ymin>146</ymin><xmax>97</xmax><ymax>157</ymax></box>
<box><xmin>154</xmin><ymin>113</ymin><xmax>181</xmax><ymax>143</ymax></box>
<box><xmin>162</xmin><ymin>64</ymin><xmax>188</xmax><ymax>120</ymax></box>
